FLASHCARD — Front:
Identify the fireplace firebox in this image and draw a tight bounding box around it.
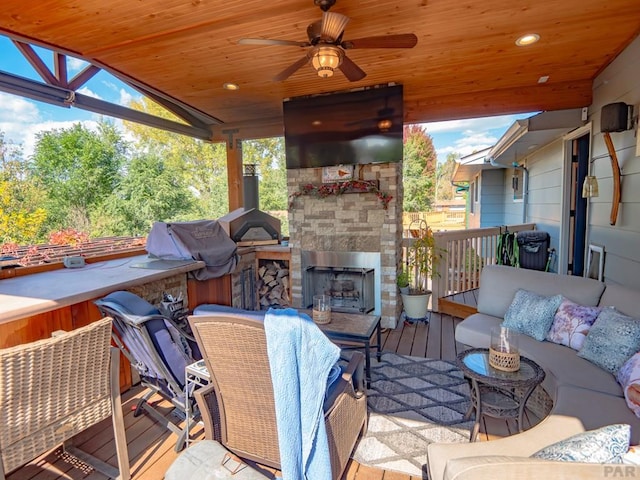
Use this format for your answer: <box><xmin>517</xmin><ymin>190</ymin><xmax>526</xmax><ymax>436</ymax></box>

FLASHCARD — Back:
<box><xmin>302</xmin><ymin>251</ymin><xmax>381</xmax><ymax>315</ymax></box>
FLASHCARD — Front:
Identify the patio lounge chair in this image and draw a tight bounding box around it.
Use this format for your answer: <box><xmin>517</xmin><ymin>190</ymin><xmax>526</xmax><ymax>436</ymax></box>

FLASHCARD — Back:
<box><xmin>189</xmin><ymin>311</ymin><xmax>368</xmax><ymax>480</ymax></box>
<box><xmin>94</xmin><ymin>290</ymin><xmax>200</xmax><ymax>452</ymax></box>
<box><xmin>0</xmin><ymin>317</ymin><xmax>130</xmax><ymax>480</ymax></box>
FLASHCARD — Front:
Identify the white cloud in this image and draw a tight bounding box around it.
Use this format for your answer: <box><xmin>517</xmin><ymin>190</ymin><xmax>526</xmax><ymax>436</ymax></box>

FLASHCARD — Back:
<box><xmin>0</xmin><ymin>92</ymin><xmax>40</xmax><ymax>123</ymax></box>
<box><xmin>67</xmin><ymin>56</ymin><xmax>88</xmax><ymax>74</ymax></box>
<box><xmin>77</xmin><ymin>86</ymin><xmax>103</xmax><ymax>100</ymax></box>
<box><xmin>119</xmin><ymin>88</ymin><xmax>133</xmax><ymax>107</ymax></box>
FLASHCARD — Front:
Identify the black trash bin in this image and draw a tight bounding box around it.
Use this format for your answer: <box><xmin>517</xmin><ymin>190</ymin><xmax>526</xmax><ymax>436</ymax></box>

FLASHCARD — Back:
<box><xmin>517</xmin><ymin>230</ymin><xmax>550</xmax><ymax>271</ymax></box>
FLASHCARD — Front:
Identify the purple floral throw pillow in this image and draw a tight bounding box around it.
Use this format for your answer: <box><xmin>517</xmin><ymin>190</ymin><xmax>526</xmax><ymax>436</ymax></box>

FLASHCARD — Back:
<box><xmin>546</xmin><ymin>298</ymin><xmax>601</xmax><ymax>350</ymax></box>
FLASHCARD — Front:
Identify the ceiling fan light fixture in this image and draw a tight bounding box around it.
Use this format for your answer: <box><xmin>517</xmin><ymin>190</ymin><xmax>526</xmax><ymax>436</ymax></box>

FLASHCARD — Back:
<box><xmin>310</xmin><ymin>46</ymin><xmax>344</xmax><ymax>78</ymax></box>
<box><xmin>377</xmin><ymin>119</ymin><xmax>393</xmax><ymax>131</ymax></box>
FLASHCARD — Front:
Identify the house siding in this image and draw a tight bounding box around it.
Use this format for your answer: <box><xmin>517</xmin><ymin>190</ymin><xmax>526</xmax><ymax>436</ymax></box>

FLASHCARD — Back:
<box><xmin>479</xmin><ymin>169</ymin><xmax>504</xmax><ymax>228</ymax></box>
<box><xmin>587</xmin><ymin>34</ymin><xmax>640</xmax><ymax>287</ymax></box>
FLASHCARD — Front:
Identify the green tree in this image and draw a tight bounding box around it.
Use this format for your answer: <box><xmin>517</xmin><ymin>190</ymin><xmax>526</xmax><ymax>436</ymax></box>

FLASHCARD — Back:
<box><xmin>125</xmin><ymin>98</ymin><xmax>229</xmax><ymax>219</ymax></box>
<box><xmin>436</xmin><ymin>152</ymin><xmax>460</xmax><ymax>201</ymax></box>
<box><xmin>403</xmin><ymin>125</ymin><xmax>437</xmax><ymax>212</ymax></box>
<box><xmin>29</xmin><ymin>121</ymin><xmax>126</xmax><ymax>234</ymax></box>
<box><xmin>0</xmin><ymin>132</ymin><xmax>47</xmax><ymax>244</ymax></box>
<box><xmin>94</xmin><ymin>153</ymin><xmax>195</xmax><ymax>236</ymax></box>
<box><xmin>242</xmin><ymin>138</ymin><xmax>286</xmax><ymax>211</ymax></box>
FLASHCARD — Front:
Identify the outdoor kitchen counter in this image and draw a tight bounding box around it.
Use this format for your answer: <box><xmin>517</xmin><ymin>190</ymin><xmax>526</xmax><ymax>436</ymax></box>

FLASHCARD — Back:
<box><xmin>0</xmin><ymin>255</ymin><xmax>205</xmax><ymax>324</ymax></box>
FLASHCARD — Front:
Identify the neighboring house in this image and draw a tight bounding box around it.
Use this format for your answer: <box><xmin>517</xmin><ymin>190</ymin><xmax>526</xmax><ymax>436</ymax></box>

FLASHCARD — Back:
<box><xmin>453</xmin><ymin>33</ymin><xmax>640</xmax><ymax>285</ymax></box>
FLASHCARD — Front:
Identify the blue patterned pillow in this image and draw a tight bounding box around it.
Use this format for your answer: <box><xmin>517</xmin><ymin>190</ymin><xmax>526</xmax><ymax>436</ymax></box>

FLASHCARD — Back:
<box><xmin>578</xmin><ymin>308</ymin><xmax>640</xmax><ymax>374</ymax></box>
<box><xmin>531</xmin><ymin>424</ymin><xmax>630</xmax><ymax>463</ymax></box>
<box><xmin>502</xmin><ymin>289</ymin><xmax>563</xmax><ymax>341</ymax></box>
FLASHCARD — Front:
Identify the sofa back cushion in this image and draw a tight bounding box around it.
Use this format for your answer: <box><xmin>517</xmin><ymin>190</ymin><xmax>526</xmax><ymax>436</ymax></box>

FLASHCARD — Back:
<box><xmin>477</xmin><ymin>265</ymin><xmax>606</xmax><ymax>318</ymax></box>
<box><xmin>598</xmin><ymin>284</ymin><xmax>639</xmax><ymax>317</ymax></box>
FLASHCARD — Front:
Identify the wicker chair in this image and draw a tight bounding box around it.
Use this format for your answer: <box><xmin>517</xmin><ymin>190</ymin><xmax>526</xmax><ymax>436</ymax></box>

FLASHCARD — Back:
<box><xmin>189</xmin><ymin>313</ymin><xmax>368</xmax><ymax>480</ymax></box>
<box><xmin>0</xmin><ymin>317</ymin><xmax>130</xmax><ymax>480</ymax></box>
<box><xmin>95</xmin><ymin>291</ymin><xmax>200</xmax><ymax>452</ymax></box>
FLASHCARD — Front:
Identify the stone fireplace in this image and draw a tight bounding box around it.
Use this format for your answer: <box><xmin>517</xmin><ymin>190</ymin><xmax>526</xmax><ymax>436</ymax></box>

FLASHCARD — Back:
<box><xmin>287</xmin><ymin>163</ymin><xmax>403</xmax><ymax>328</ymax></box>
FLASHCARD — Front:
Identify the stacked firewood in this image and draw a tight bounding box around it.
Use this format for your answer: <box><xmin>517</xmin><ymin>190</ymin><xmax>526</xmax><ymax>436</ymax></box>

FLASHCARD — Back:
<box><xmin>257</xmin><ymin>261</ymin><xmax>290</xmax><ymax>308</ymax></box>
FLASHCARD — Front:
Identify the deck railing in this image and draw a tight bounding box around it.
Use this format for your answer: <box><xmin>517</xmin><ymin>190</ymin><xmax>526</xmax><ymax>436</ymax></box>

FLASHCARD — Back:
<box><xmin>401</xmin><ymin>223</ymin><xmax>535</xmax><ymax>311</ymax></box>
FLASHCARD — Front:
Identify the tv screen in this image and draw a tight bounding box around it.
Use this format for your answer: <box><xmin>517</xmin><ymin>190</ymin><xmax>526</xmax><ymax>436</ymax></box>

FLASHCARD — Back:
<box><xmin>283</xmin><ymin>84</ymin><xmax>403</xmax><ymax>169</ymax></box>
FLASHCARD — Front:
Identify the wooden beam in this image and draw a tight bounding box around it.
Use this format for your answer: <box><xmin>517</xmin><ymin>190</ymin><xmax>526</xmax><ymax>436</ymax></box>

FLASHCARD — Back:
<box><xmin>405</xmin><ymin>80</ymin><xmax>594</xmax><ymax>124</ymax></box>
<box><xmin>211</xmin><ymin>117</ymin><xmax>284</xmax><ymax>142</ymax></box>
<box><xmin>437</xmin><ymin>297</ymin><xmax>477</xmax><ymax>319</ymax></box>
<box><xmin>54</xmin><ymin>52</ymin><xmax>67</xmax><ymax>87</ymax></box>
<box><xmin>13</xmin><ymin>40</ymin><xmax>60</xmax><ymax>86</ymax></box>
<box><xmin>68</xmin><ymin>64</ymin><xmax>100</xmax><ymax>91</ymax></box>
<box><xmin>226</xmin><ymin>135</ymin><xmax>244</xmax><ymax>211</ymax></box>
<box><xmin>73</xmin><ymin>92</ymin><xmax>213</xmax><ymax>140</ymax></box>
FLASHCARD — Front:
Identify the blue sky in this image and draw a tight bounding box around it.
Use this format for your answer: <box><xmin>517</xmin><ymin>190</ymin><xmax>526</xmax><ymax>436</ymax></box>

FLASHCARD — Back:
<box><xmin>0</xmin><ymin>35</ymin><xmax>530</xmax><ymax>161</ymax></box>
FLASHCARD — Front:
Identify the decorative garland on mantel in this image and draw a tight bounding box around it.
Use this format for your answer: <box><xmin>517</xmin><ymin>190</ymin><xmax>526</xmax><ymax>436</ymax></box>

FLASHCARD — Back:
<box><xmin>288</xmin><ymin>179</ymin><xmax>393</xmax><ymax>210</ymax></box>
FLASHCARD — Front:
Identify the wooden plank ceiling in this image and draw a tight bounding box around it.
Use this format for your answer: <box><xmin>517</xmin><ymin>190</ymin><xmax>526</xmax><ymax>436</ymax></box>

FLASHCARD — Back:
<box><xmin>1</xmin><ymin>0</ymin><xmax>639</xmax><ymax>140</ymax></box>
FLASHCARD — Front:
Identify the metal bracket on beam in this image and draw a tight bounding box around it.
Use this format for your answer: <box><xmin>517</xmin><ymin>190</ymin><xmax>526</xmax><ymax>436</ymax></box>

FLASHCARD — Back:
<box><xmin>222</xmin><ymin>128</ymin><xmax>240</xmax><ymax>148</ymax></box>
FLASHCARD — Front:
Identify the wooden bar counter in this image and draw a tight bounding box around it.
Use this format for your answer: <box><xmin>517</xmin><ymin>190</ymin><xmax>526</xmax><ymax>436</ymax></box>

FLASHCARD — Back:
<box><xmin>0</xmin><ymin>255</ymin><xmax>205</xmax><ymax>390</ymax></box>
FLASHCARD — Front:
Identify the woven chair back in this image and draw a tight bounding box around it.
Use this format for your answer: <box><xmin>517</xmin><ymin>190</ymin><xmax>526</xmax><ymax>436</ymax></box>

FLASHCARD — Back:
<box><xmin>190</xmin><ymin>315</ymin><xmax>281</xmax><ymax>467</ymax></box>
<box><xmin>0</xmin><ymin>318</ymin><xmax>113</xmax><ymax>474</ymax></box>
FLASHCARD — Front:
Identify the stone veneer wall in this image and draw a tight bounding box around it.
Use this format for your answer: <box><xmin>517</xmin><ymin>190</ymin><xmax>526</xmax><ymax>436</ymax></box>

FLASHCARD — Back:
<box><xmin>128</xmin><ymin>274</ymin><xmax>188</xmax><ymax>308</ymax></box>
<box><xmin>287</xmin><ymin>163</ymin><xmax>403</xmax><ymax>328</ymax></box>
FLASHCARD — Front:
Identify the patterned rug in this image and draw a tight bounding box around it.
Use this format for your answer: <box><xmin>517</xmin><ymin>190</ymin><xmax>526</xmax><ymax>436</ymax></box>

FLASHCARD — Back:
<box><xmin>351</xmin><ymin>353</ymin><xmax>474</xmax><ymax>478</ymax></box>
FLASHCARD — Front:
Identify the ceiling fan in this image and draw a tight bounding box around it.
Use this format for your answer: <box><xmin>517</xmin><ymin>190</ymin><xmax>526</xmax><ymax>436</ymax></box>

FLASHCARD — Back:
<box><xmin>237</xmin><ymin>0</ymin><xmax>418</xmax><ymax>82</ymax></box>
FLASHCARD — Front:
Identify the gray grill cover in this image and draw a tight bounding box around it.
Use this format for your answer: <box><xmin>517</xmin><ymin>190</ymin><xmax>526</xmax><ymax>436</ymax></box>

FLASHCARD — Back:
<box><xmin>146</xmin><ymin>220</ymin><xmax>238</xmax><ymax>280</ymax></box>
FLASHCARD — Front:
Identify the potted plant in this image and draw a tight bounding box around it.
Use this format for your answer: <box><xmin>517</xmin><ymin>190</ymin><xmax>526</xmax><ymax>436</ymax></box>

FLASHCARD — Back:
<box><xmin>397</xmin><ymin>268</ymin><xmax>410</xmax><ymax>294</ymax></box>
<box><xmin>401</xmin><ymin>226</ymin><xmax>444</xmax><ymax>320</ymax></box>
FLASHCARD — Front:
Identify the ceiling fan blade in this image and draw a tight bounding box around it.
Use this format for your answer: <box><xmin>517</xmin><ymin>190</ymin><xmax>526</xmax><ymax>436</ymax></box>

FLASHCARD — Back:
<box><xmin>339</xmin><ymin>55</ymin><xmax>366</xmax><ymax>82</ymax></box>
<box><xmin>238</xmin><ymin>38</ymin><xmax>309</xmax><ymax>47</ymax></box>
<box><xmin>273</xmin><ymin>56</ymin><xmax>310</xmax><ymax>82</ymax></box>
<box><xmin>321</xmin><ymin>11</ymin><xmax>350</xmax><ymax>40</ymax></box>
<box><xmin>342</xmin><ymin>33</ymin><xmax>418</xmax><ymax>49</ymax></box>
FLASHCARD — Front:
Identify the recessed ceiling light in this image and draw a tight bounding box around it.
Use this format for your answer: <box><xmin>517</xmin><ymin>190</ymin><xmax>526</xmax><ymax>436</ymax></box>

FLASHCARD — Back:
<box><xmin>516</xmin><ymin>33</ymin><xmax>540</xmax><ymax>46</ymax></box>
<box><xmin>538</xmin><ymin>75</ymin><xmax>549</xmax><ymax>84</ymax></box>
<box><xmin>312</xmin><ymin>120</ymin><xmax>323</xmax><ymax>126</ymax></box>
<box><xmin>223</xmin><ymin>82</ymin><xmax>239</xmax><ymax>91</ymax></box>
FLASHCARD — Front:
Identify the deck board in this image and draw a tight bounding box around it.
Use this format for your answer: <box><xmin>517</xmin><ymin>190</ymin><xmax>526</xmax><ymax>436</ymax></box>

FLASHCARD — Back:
<box><xmin>10</xmin><ymin>308</ymin><xmax>528</xmax><ymax>480</ymax></box>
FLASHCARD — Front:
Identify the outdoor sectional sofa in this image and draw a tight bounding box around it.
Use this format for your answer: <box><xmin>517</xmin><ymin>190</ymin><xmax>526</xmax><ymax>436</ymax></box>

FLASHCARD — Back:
<box><xmin>427</xmin><ymin>264</ymin><xmax>640</xmax><ymax>480</ymax></box>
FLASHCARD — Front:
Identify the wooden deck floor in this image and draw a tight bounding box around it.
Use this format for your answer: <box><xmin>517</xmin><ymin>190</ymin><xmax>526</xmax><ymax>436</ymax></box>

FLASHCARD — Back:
<box><xmin>10</xmin><ymin>306</ymin><xmax>533</xmax><ymax>480</ymax></box>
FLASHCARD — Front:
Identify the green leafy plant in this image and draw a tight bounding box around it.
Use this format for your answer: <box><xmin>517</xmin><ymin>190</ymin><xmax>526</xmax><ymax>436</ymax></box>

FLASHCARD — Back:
<box><xmin>396</xmin><ymin>268</ymin><xmax>410</xmax><ymax>289</ymax></box>
<box><xmin>407</xmin><ymin>226</ymin><xmax>445</xmax><ymax>294</ymax></box>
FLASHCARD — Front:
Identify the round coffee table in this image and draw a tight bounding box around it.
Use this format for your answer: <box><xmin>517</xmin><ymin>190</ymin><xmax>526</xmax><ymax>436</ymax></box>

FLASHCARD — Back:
<box><xmin>456</xmin><ymin>348</ymin><xmax>545</xmax><ymax>442</ymax></box>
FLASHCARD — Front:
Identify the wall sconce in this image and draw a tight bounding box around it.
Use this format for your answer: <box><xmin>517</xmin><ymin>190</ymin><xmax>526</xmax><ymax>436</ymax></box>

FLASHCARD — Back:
<box><xmin>582</xmin><ymin>175</ymin><xmax>599</xmax><ymax>198</ymax></box>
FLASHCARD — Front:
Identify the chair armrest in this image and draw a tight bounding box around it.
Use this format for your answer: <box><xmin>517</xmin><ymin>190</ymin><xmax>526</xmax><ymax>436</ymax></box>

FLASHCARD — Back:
<box><xmin>341</xmin><ymin>351</ymin><xmax>366</xmax><ymax>397</ymax></box>
<box><xmin>194</xmin><ymin>383</ymin><xmax>222</xmax><ymax>442</ymax></box>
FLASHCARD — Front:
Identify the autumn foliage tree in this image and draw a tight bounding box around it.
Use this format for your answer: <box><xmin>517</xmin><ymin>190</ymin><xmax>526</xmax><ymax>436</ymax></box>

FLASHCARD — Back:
<box><xmin>402</xmin><ymin>125</ymin><xmax>437</xmax><ymax>212</ymax></box>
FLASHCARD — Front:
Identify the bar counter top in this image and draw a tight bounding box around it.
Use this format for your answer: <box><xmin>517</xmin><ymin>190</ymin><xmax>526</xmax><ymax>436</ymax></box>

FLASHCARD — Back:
<box><xmin>0</xmin><ymin>255</ymin><xmax>205</xmax><ymax>324</ymax></box>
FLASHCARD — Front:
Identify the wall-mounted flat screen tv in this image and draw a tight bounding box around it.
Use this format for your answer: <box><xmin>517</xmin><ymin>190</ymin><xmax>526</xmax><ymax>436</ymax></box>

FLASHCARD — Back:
<box><xmin>283</xmin><ymin>84</ymin><xmax>403</xmax><ymax>170</ymax></box>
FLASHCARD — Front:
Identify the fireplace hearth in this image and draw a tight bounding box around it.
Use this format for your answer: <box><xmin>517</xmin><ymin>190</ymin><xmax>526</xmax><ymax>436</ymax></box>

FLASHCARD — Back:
<box><xmin>302</xmin><ymin>251</ymin><xmax>381</xmax><ymax>315</ymax></box>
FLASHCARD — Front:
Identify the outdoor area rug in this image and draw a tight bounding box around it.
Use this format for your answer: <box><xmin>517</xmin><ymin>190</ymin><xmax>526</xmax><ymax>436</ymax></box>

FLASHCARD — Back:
<box><xmin>351</xmin><ymin>353</ymin><xmax>474</xmax><ymax>478</ymax></box>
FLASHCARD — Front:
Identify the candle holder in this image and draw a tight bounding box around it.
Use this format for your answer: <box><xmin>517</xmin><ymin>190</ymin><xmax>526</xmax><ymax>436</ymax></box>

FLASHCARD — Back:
<box><xmin>489</xmin><ymin>326</ymin><xmax>520</xmax><ymax>371</ymax></box>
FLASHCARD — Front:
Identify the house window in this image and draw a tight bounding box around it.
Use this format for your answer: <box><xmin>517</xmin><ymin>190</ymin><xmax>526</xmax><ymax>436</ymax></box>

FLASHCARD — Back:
<box><xmin>512</xmin><ymin>167</ymin><xmax>524</xmax><ymax>201</ymax></box>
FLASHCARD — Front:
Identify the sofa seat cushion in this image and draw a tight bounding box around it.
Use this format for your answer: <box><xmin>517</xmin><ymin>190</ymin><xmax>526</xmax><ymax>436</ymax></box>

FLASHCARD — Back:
<box><xmin>456</xmin><ymin>313</ymin><xmax>623</xmax><ymax>397</ymax></box>
<box><xmin>554</xmin><ymin>385</ymin><xmax>640</xmax><ymax>444</ymax></box>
